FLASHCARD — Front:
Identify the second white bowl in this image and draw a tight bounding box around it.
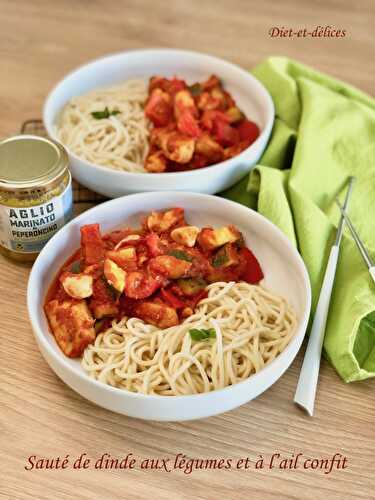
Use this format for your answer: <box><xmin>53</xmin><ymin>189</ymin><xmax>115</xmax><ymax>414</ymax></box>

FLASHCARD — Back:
<box><xmin>43</xmin><ymin>49</ymin><xmax>274</xmax><ymax>198</ymax></box>
<box><xmin>28</xmin><ymin>192</ymin><xmax>311</xmax><ymax>421</ymax></box>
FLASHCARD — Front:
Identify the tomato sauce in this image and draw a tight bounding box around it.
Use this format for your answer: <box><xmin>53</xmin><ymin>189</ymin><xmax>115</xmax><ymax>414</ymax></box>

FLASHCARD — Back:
<box><xmin>143</xmin><ymin>75</ymin><xmax>260</xmax><ymax>173</ymax></box>
<box><xmin>45</xmin><ymin>208</ymin><xmax>264</xmax><ymax>352</ymax></box>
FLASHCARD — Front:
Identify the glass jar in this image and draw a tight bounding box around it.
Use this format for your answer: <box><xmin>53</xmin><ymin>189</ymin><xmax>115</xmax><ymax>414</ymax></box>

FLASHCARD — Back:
<box><xmin>0</xmin><ymin>135</ymin><xmax>73</xmax><ymax>262</ymax></box>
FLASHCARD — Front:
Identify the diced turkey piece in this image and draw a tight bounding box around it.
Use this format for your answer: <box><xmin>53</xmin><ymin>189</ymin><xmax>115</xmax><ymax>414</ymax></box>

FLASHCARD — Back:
<box><xmin>144</xmin><ymin>151</ymin><xmax>167</xmax><ymax>173</ymax></box>
<box><xmin>114</xmin><ymin>235</ymin><xmax>141</xmax><ymax>250</ymax></box>
<box><xmin>159</xmin><ymin>132</ymin><xmax>195</xmax><ymax>163</ymax></box>
<box><xmin>170</xmin><ymin>226</ymin><xmax>200</xmax><ymax>247</ymax></box>
<box><xmin>61</xmin><ymin>272</ymin><xmax>93</xmax><ymax>299</ymax></box>
<box><xmin>134</xmin><ymin>301</ymin><xmax>179</xmax><ymax>329</ymax></box>
<box><xmin>198</xmin><ymin>225</ymin><xmax>241</xmax><ymax>251</ymax></box>
<box><xmin>45</xmin><ymin>299</ymin><xmax>95</xmax><ymax>358</ymax></box>
<box><xmin>149</xmin><ymin>255</ymin><xmax>191</xmax><ymax>279</ymax></box>
<box><xmin>106</xmin><ymin>247</ymin><xmax>137</xmax><ymax>270</ymax></box>
<box><xmin>146</xmin><ymin>208</ymin><xmax>185</xmax><ymax>233</ymax></box>
<box><xmin>92</xmin><ymin>303</ymin><xmax>119</xmax><ymax>319</ymax></box>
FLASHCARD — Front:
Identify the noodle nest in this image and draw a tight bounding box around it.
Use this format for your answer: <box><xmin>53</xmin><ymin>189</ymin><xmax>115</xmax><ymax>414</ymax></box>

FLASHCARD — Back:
<box><xmin>57</xmin><ymin>80</ymin><xmax>150</xmax><ymax>173</ymax></box>
<box><xmin>82</xmin><ymin>281</ymin><xmax>297</xmax><ymax>396</ymax></box>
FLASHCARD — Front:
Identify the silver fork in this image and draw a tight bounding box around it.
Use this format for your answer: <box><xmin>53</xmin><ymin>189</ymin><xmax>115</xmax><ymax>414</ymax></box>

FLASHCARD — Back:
<box><xmin>335</xmin><ymin>199</ymin><xmax>375</xmax><ymax>284</ymax></box>
<box><xmin>294</xmin><ymin>177</ymin><xmax>355</xmax><ymax>416</ymax></box>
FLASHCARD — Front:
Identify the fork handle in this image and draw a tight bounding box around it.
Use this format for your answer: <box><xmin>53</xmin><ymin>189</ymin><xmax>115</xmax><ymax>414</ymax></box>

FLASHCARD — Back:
<box><xmin>294</xmin><ymin>245</ymin><xmax>339</xmax><ymax>416</ymax></box>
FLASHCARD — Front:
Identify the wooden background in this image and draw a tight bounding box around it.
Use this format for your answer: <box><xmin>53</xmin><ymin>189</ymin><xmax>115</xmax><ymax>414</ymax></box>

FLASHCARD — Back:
<box><xmin>1</xmin><ymin>1</ymin><xmax>374</xmax><ymax>499</ymax></box>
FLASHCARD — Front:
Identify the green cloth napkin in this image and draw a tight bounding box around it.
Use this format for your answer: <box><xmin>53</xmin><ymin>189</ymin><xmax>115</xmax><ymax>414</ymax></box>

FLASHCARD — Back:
<box><xmin>223</xmin><ymin>57</ymin><xmax>375</xmax><ymax>383</ymax></box>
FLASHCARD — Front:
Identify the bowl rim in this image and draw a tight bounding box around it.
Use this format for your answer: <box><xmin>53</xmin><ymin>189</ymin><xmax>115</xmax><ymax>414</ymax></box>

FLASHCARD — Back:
<box><xmin>43</xmin><ymin>48</ymin><xmax>275</xmax><ymax>180</ymax></box>
<box><xmin>27</xmin><ymin>191</ymin><xmax>311</xmax><ymax>403</ymax></box>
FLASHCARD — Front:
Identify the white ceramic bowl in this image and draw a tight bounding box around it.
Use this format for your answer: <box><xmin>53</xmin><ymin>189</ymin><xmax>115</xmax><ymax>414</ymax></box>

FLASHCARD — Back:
<box><xmin>43</xmin><ymin>49</ymin><xmax>274</xmax><ymax>198</ymax></box>
<box><xmin>28</xmin><ymin>192</ymin><xmax>311</xmax><ymax>421</ymax></box>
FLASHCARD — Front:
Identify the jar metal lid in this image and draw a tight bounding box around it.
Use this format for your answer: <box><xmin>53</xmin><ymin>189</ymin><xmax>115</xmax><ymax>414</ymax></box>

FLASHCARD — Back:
<box><xmin>0</xmin><ymin>134</ymin><xmax>69</xmax><ymax>190</ymax></box>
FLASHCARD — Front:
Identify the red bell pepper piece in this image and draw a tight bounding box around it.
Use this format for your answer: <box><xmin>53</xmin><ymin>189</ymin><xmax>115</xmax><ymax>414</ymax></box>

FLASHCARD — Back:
<box><xmin>239</xmin><ymin>247</ymin><xmax>264</xmax><ymax>283</ymax></box>
<box><xmin>167</xmin><ymin>78</ymin><xmax>187</xmax><ymax>95</ymax></box>
<box><xmin>177</xmin><ymin>110</ymin><xmax>201</xmax><ymax>138</ymax></box>
<box><xmin>201</xmin><ymin>75</ymin><xmax>221</xmax><ymax>91</ymax></box>
<box><xmin>150</xmin><ymin>77</ymin><xmax>186</xmax><ymax>95</ymax></box>
<box><xmin>145</xmin><ymin>89</ymin><xmax>173</xmax><ymax>127</ymax></box>
<box><xmin>160</xmin><ymin>288</ymin><xmax>186</xmax><ymax>308</ymax></box>
<box><xmin>237</xmin><ymin>120</ymin><xmax>260</xmax><ymax>144</ymax></box>
<box><xmin>189</xmin><ymin>289</ymin><xmax>208</xmax><ymax>309</ymax></box>
<box><xmin>214</xmin><ymin>120</ymin><xmax>239</xmax><ymax>147</ymax></box>
<box><xmin>80</xmin><ymin>224</ymin><xmax>105</xmax><ymax>266</ymax></box>
<box><xmin>201</xmin><ymin>110</ymin><xmax>230</xmax><ymax>132</ymax></box>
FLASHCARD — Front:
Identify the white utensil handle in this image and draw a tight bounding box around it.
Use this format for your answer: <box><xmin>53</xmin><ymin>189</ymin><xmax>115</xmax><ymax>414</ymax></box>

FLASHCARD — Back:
<box><xmin>370</xmin><ymin>266</ymin><xmax>375</xmax><ymax>284</ymax></box>
<box><xmin>294</xmin><ymin>245</ymin><xmax>340</xmax><ymax>416</ymax></box>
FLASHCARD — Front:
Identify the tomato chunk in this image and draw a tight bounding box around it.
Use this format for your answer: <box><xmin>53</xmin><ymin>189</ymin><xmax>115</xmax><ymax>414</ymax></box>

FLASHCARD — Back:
<box><xmin>145</xmin><ymin>233</ymin><xmax>165</xmax><ymax>257</ymax></box>
<box><xmin>125</xmin><ymin>271</ymin><xmax>163</xmax><ymax>299</ymax></box>
<box><xmin>177</xmin><ymin>110</ymin><xmax>201</xmax><ymax>138</ymax></box>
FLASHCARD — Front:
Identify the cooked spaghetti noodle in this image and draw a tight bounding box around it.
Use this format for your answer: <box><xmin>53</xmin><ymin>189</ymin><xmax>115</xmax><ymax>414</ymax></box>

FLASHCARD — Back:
<box><xmin>82</xmin><ymin>281</ymin><xmax>297</xmax><ymax>395</ymax></box>
<box><xmin>56</xmin><ymin>80</ymin><xmax>150</xmax><ymax>173</ymax></box>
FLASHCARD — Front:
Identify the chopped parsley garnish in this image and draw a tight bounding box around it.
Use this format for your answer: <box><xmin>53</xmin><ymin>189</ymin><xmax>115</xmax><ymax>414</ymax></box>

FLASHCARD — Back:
<box><xmin>168</xmin><ymin>249</ymin><xmax>193</xmax><ymax>262</ymax></box>
<box><xmin>94</xmin><ymin>319</ymin><xmax>105</xmax><ymax>333</ymax></box>
<box><xmin>189</xmin><ymin>328</ymin><xmax>216</xmax><ymax>341</ymax></box>
<box><xmin>189</xmin><ymin>83</ymin><xmax>202</xmax><ymax>97</ymax></box>
<box><xmin>212</xmin><ymin>253</ymin><xmax>229</xmax><ymax>268</ymax></box>
<box><xmin>177</xmin><ymin>278</ymin><xmax>206</xmax><ymax>295</ymax></box>
<box><xmin>70</xmin><ymin>260</ymin><xmax>81</xmax><ymax>274</ymax></box>
<box><xmin>102</xmin><ymin>276</ymin><xmax>121</xmax><ymax>300</ymax></box>
<box><xmin>91</xmin><ymin>107</ymin><xmax>121</xmax><ymax>119</ymax></box>
<box><xmin>236</xmin><ymin>234</ymin><xmax>246</xmax><ymax>249</ymax></box>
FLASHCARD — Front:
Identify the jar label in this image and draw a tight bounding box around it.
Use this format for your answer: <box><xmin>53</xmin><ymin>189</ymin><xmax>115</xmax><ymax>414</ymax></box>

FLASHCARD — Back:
<box><xmin>0</xmin><ymin>183</ymin><xmax>73</xmax><ymax>253</ymax></box>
